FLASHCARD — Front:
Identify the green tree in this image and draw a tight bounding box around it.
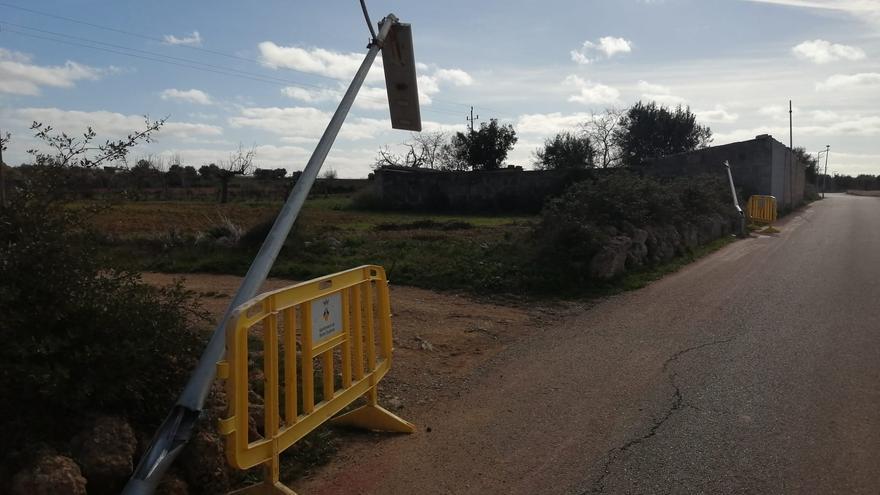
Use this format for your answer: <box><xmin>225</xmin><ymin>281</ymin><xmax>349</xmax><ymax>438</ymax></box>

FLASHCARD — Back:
<box><xmin>448</xmin><ymin>119</ymin><xmax>518</xmax><ymax>171</ymax></box>
<box><xmin>534</xmin><ymin>132</ymin><xmax>594</xmax><ymax>170</ymax></box>
<box><xmin>199</xmin><ymin>163</ymin><xmax>221</xmax><ymax>180</ymax></box>
<box><xmin>791</xmin><ymin>146</ymin><xmax>819</xmax><ymax>184</ymax></box>
<box><xmin>613</xmin><ymin>102</ymin><xmax>712</xmax><ymax>167</ymax></box>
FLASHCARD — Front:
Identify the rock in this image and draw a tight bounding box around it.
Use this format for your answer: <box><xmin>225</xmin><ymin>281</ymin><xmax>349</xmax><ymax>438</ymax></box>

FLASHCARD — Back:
<box><xmin>180</xmin><ymin>430</ymin><xmax>230</xmax><ymax>495</ymax></box>
<box><xmin>589</xmin><ymin>235</ymin><xmax>632</xmax><ymax>280</ymax></box>
<box><xmin>326</xmin><ymin>236</ymin><xmax>342</xmax><ymax>249</ymax></box>
<box><xmin>387</xmin><ymin>397</ymin><xmax>404</xmax><ymax>411</ymax></box>
<box><xmin>11</xmin><ymin>453</ymin><xmax>87</xmax><ymax>495</ymax></box>
<box><xmin>157</xmin><ymin>474</ymin><xmax>189</xmax><ymax>495</ymax></box>
<box><xmin>626</xmin><ymin>228</ymin><xmax>649</xmax><ymax>268</ymax></box>
<box><xmin>679</xmin><ymin>223</ymin><xmax>700</xmax><ymax>249</ymax></box>
<box><xmin>646</xmin><ymin>226</ymin><xmax>679</xmax><ymax>262</ymax></box>
<box><xmin>70</xmin><ymin>416</ymin><xmax>136</xmax><ymax>495</ymax></box>
<box><xmin>415</xmin><ymin>336</ymin><xmax>434</xmax><ymax>351</ymax></box>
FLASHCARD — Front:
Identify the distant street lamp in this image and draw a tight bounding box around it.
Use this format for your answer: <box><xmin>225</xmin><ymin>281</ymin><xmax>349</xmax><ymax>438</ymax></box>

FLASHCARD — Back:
<box><xmin>822</xmin><ymin>145</ymin><xmax>830</xmax><ymax>198</ymax></box>
<box><xmin>817</xmin><ymin>148</ymin><xmax>827</xmax><ymax>197</ymax></box>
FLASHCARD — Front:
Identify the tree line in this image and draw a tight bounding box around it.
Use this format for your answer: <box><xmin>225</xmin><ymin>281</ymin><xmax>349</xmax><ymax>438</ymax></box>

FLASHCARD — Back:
<box><xmin>375</xmin><ymin>102</ymin><xmax>714</xmax><ymax>172</ymax></box>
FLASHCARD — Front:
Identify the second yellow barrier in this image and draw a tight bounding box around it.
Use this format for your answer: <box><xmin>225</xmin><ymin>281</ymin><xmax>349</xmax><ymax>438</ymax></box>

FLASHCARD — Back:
<box><xmin>217</xmin><ymin>265</ymin><xmax>413</xmax><ymax>494</ymax></box>
<box><xmin>747</xmin><ymin>195</ymin><xmax>777</xmax><ymax>225</ymax></box>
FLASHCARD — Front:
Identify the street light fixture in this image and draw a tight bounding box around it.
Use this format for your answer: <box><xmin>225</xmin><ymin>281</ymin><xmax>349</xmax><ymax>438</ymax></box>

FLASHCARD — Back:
<box><xmin>822</xmin><ymin>145</ymin><xmax>830</xmax><ymax>198</ymax></box>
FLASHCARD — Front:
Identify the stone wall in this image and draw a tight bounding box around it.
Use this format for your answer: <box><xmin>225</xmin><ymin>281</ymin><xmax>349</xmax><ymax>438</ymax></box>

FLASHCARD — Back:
<box><xmin>371</xmin><ymin>167</ymin><xmax>595</xmax><ymax>213</ymax></box>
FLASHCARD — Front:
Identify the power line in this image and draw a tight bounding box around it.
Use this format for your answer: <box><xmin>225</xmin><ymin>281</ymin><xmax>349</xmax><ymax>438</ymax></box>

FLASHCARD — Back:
<box><xmin>1</xmin><ymin>21</ymin><xmax>332</xmax><ymax>91</ymax></box>
<box><xmin>0</xmin><ymin>2</ymin><xmax>480</xmax><ymax>113</ymax></box>
<box><xmin>0</xmin><ymin>24</ymin><xmax>467</xmax><ymax>118</ymax></box>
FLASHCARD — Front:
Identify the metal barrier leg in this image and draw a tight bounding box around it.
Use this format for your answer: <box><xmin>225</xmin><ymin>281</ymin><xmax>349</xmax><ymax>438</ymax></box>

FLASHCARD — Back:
<box><xmin>228</xmin><ymin>456</ymin><xmax>297</xmax><ymax>495</ymax></box>
<box><xmin>330</xmin><ymin>388</ymin><xmax>415</xmax><ymax>433</ymax></box>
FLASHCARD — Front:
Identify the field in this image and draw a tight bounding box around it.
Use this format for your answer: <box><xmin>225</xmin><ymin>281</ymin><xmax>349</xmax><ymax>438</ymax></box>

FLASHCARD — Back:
<box><xmin>90</xmin><ymin>195</ymin><xmax>536</xmax><ymax>294</ymax></box>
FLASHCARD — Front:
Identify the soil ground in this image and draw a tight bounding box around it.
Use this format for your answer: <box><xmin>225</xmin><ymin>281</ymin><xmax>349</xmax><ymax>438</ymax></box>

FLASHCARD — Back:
<box><xmin>141</xmin><ymin>271</ymin><xmax>573</xmax><ymax>436</ymax></box>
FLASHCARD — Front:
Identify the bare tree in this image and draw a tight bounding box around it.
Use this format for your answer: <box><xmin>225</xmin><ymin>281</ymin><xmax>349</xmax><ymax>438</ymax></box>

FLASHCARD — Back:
<box><xmin>27</xmin><ymin>117</ymin><xmax>165</xmax><ymax>168</ymax></box>
<box><xmin>374</xmin><ymin>131</ymin><xmax>448</xmax><ymax>169</ymax></box>
<box><xmin>218</xmin><ymin>143</ymin><xmax>256</xmax><ymax>203</ymax></box>
<box><xmin>581</xmin><ymin>108</ymin><xmax>623</xmax><ymax>169</ymax></box>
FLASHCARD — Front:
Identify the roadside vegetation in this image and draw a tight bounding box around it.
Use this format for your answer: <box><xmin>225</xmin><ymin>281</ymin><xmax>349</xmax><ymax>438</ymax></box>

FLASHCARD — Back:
<box><xmin>0</xmin><ymin>101</ymin><xmax>760</xmax><ymax>494</ymax></box>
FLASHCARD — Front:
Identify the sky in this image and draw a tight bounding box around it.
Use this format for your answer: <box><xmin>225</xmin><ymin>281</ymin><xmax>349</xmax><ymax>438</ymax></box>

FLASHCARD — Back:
<box><xmin>1</xmin><ymin>0</ymin><xmax>879</xmax><ymax>177</ymax></box>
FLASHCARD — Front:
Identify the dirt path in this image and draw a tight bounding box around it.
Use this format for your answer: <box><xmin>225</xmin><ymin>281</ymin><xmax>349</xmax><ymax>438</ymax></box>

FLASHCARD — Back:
<box><xmin>141</xmin><ymin>272</ymin><xmax>570</xmax><ymax>465</ymax></box>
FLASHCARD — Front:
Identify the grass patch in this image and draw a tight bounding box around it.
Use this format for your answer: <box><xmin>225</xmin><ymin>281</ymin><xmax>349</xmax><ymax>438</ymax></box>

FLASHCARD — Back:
<box><xmin>98</xmin><ymin>193</ymin><xmax>740</xmax><ymax>300</ymax></box>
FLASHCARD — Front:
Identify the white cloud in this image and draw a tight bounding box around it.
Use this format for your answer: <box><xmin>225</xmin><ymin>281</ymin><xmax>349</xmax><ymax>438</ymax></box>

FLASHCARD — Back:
<box><xmin>12</xmin><ymin>107</ymin><xmax>223</xmax><ymax>140</ymax></box>
<box><xmin>281</xmin><ymin>86</ymin><xmax>341</xmax><ymax>103</ymax></box>
<box><xmin>809</xmin><ymin>110</ymin><xmax>841</xmax><ymax>122</ymax></box>
<box><xmin>228</xmin><ymin>106</ymin><xmax>387</xmax><ymax>141</ymax></box>
<box><xmin>714</xmin><ymin>114</ymin><xmax>880</xmax><ymax>143</ymax></box>
<box><xmin>354</xmin><ymin>86</ymin><xmax>389</xmax><ymax>110</ymax></box>
<box><xmin>421</xmin><ymin>120</ymin><xmax>467</xmax><ymax>134</ymax></box>
<box><xmin>570</xmin><ymin>36</ymin><xmax>632</xmax><ymax>64</ymax></box>
<box><xmin>636</xmin><ymin>80</ymin><xmax>687</xmax><ymax>106</ymax></box>
<box><xmin>792</xmin><ymin>39</ymin><xmax>866</xmax><ymax>64</ymax></box>
<box><xmin>417</xmin><ymin>67</ymin><xmax>473</xmax><ymax>105</ymax></box>
<box><xmin>816</xmin><ymin>72</ymin><xmax>880</xmax><ymax>90</ymax></box>
<box><xmin>163</xmin><ymin>31</ymin><xmax>203</xmax><ymax>46</ymax></box>
<box><xmin>565</xmin><ymin>75</ymin><xmax>621</xmax><ymax>105</ymax></box>
<box><xmin>745</xmin><ymin>0</ymin><xmax>880</xmax><ymax>23</ymax></box>
<box><xmin>261</xmin><ymin>42</ymin><xmax>472</xmax><ymax>105</ymax></box>
<box><xmin>160</xmin><ymin>88</ymin><xmax>213</xmax><ymax>105</ymax></box>
<box><xmin>757</xmin><ymin>104</ymin><xmax>800</xmax><ymax>120</ymax></box>
<box><xmin>697</xmin><ymin>105</ymin><xmax>740</xmax><ymax>123</ymax></box>
<box><xmin>432</xmin><ymin>68</ymin><xmax>474</xmax><ymax>86</ymax></box>
<box><xmin>258</xmin><ymin>42</ymin><xmax>380</xmax><ymax>81</ymax></box>
<box><xmin>636</xmin><ymin>80</ymin><xmax>669</xmax><ymax>94</ymax></box>
<box><xmin>281</xmin><ymin>84</ymin><xmax>389</xmax><ymax>110</ymax></box>
<box><xmin>0</xmin><ymin>48</ymin><xmax>106</xmax><ymax>96</ymax></box>
<box><xmin>515</xmin><ymin>112</ymin><xmax>592</xmax><ymax>135</ymax></box>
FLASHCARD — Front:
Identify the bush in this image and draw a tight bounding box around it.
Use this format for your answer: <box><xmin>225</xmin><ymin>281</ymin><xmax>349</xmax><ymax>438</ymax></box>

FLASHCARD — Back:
<box><xmin>0</xmin><ymin>181</ymin><xmax>207</xmax><ymax>454</ymax></box>
<box><xmin>349</xmin><ymin>188</ymin><xmax>386</xmax><ymax>210</ymax></box>
<box><xmin>532</xmin><ymin>171</ymin><xmax>737</xmax><ymax>287</ymax></box>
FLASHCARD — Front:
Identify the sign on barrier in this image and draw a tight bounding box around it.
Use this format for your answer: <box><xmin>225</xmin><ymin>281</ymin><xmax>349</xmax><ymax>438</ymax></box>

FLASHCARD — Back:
<box><xmin>747</xmin><ymin>195</ymin><xmax>777</xmax><ymax>225</ymax></box>
<box><xmin>216</xmin><ymin>265</ymin><xmax>413</xmax><ymax>494</ymax></box>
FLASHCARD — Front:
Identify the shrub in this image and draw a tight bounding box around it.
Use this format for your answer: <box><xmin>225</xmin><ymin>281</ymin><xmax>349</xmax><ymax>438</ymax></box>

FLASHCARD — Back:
<box><xmin>349</xmin><ymin>188</ymin><xmax>386</xmax><ymax>210</ymax></box>
<box><xmin>0</xmin><ymin>180</ymin><xmax>207</xmax><ymax>454</ymax></box>
<box><xmin>532</xmin><ymin>171</ymin><xmax>738</xmax><ymax>287</ymax></box>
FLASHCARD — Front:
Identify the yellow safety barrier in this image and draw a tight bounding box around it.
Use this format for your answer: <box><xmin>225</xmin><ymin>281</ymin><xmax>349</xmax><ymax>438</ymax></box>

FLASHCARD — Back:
<box><xmin>217</xmin><ymin>265</ymin><xmax>414</xmax><ymax>494</ymax></box>
<box><xmin>747</xmin><ymin>195</ymin><xmax>778</xmax><ymax>233</ymax></box>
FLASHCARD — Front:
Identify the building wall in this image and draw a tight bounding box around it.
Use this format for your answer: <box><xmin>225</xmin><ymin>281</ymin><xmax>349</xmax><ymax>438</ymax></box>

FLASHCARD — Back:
<box><xmin>646</xmin><ymin>135</ymin><xmax>805</xmax><ymax>209</ymax></box>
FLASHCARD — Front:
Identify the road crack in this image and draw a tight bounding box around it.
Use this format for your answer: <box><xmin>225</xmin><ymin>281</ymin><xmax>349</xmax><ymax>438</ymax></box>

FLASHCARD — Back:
<box><xmin>583</xmin><ymin>336</ymin><xmax>736</xmax><ymax>494</ymax></box>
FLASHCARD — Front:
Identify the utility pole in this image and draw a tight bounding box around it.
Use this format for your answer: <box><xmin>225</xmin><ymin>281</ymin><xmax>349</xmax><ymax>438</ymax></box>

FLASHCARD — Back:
<box><xmin>0</xmin><ymin>127</ymin><xmax>6</xmax><ymax>209</ymax></box>
<box><xmin>823</xmin><ymin>144</ymin><xmax>830</xmax><ymax>198</ymax></box>
<box><xmin>466</xmin><ymin>106</ymin><xmax>480</xmax><ymax>134</ymax></box>
<box><xmin>788</xmin><ymin>100</ymin><xmax>793</xmax><ymax>208</ymax></box>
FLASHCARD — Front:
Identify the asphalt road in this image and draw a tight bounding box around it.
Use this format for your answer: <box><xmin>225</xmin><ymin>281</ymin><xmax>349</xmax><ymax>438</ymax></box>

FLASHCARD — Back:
<box><xmin>300</xmin><ymin>193</ymin><xmax>880</xmax><ymax>495</ymax></box>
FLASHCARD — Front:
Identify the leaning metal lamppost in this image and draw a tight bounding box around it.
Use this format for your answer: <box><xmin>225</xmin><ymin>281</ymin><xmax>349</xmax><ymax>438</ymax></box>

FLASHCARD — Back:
<box><xmin>123</xmin><ymin>8</ymin><xmax>421</xmax><ymax>494</ymax></box>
